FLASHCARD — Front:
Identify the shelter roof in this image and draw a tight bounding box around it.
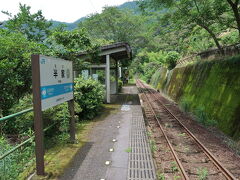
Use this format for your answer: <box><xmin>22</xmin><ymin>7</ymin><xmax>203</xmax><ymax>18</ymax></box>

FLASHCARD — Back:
<box><xmin>78</xmin><ymin>42</ymin><xmax>132</xmax><ymax>62</ymax></box>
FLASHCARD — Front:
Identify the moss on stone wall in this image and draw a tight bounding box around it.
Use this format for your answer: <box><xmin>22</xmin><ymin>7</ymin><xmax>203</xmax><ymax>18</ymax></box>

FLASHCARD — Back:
<box><xmin>150</xmin><ymin>56</ymin><xmax>240</xmax><ymax>140</ymax></box>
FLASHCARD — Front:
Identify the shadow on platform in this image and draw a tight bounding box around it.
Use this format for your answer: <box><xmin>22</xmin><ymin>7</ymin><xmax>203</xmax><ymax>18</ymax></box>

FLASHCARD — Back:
<box><xmin>110</xmin><ymin>94</ymin><xmax>140</xmax><ymax>105</ymax></box>
<box><xmin>59</xmin><ymin>142</ymin><xmax>94</xmax><ymax>180</ymax></box>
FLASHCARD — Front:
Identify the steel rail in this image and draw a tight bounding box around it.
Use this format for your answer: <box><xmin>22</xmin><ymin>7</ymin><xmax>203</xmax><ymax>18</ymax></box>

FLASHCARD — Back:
<box><xmin>0</xmin><ymin>108</ymin><xmax>33</xmax><ymax>122</ymax></box>
<box><xmin>138</xmin><ymin>79</ymin><xmax>236</xmax><ymax>180</ymax></box>
<box><xmin>136</xmin><ymin>79</ymin><xmax>189</xmax><ymax>180</ymax></box>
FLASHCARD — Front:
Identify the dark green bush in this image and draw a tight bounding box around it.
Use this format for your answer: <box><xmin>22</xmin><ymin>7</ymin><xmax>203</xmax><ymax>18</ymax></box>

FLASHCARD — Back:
<box><xmin>0</xmin><ymin>29</ymin><xmax>49</xmax><ymax>115</ymax></box>
<box><xmin>165</xmin><ymin>51</ymin><xmax>180</xmax><ymax>70</ymax></box>
<box><xmin>2</xmin><ymin>76</ymin><xmax>104</xmax><ymax>134</ymax></box>
<box><xmin>118</xmin><ymin>80</ymin><xmax>123</xmax><ymax>92</ymax></box>
<box><xmin>74</xmin><ymin>76</ymin><xmax>105</xmax><ymax>120</ymax></box>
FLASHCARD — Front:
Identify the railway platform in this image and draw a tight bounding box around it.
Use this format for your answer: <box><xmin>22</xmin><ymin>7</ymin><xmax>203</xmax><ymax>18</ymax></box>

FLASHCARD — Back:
<box><xmin>60</xmin><ymin>85</ymin><xmax>156</xmax><ymax>180</ymax></box>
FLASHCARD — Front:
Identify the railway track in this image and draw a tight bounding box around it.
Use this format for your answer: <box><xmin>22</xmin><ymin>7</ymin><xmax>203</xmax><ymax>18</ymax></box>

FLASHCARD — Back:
<box><xmin>136</xmin><ymin>79</ymin><xmax>237</xmax><ymax>180</ymax></box>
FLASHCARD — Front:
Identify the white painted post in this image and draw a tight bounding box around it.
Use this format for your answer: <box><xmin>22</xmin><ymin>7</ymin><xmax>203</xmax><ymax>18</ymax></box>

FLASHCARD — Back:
<box><xmin>115</xmin><ymin>60</ymin><xmax>119</xmax><ymax>93</ymax></box>
<box><xmin>106</xmin><ymin>54</ymin><xmax>110</xmax><ymax>103</ymax></box>
<box><xmin>119</xmin><ymin>67</ymin><xmax>122</xmax><ymax>78</ymax></box>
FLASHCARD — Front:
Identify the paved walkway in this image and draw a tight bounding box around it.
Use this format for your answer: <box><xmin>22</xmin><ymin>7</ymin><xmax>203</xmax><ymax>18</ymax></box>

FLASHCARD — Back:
<box><xmin>60</xmin><ymin>85</ymin><xmax>156</xmax><ymax>180</ymax></box>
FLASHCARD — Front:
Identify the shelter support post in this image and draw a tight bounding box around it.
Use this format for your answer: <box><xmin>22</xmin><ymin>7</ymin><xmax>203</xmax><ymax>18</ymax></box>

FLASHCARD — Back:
<box><xmin>119</xmin><ymin>67</ymin><xmax>122</xmax><ymax>78</ymax></box>
<box><xmin>115</xmin><ymin>60</ymin><xmax>119</xmax><ymax>93</ymax></box>
<box><xmin>106</xmin><ymin>54</ymin><xmax>110</xmax><ymax>103</ymax></box>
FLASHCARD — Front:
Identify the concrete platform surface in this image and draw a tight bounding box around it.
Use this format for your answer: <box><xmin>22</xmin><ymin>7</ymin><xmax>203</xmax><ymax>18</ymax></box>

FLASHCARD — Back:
<box><xmin>60</xmin><ymin>85</ymin><xmax>156</xmax><ymax>180</ymax></box>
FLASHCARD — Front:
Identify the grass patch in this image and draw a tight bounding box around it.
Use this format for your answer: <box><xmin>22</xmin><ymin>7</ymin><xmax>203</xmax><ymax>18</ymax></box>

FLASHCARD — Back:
<box><xmin>170</xmin><ymin>161</ymin><xmax>178</xmax><ymax>173</ymax></box>
<box><xmin>125</xmin><ymin>147</ymin><xmax>132</xmax><ymax>153</ymax></box>
<box><xmin>197</xmin><ymin>167</ymin><xmax>208</xmax><ymax>180</ymax></box>
<box><xmin>128</xmin><ymin>79</ymin><xmax>136</xmax><ymax>84</ymax></box>
<box><xmin>177</xmin><ymin>133</ymin><xmax>186</xmax><ymax>137</ymax></box>
<box><xmin>157</xmin><ymin>172</ymin><xmax>165</xmax><ymax>180</ymax></box>
<box><xmin>150</xmin><ymin>139</ymin><xmax>157</xmax><ymax>153</ymax></box>
<box><xmin>19</xmin><ymin>121</ymin><xmax>92</xmax><ymax>180</ymax></box>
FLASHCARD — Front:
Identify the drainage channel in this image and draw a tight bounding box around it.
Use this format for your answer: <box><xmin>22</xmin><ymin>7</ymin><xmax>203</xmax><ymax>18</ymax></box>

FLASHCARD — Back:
<box><xmin>127</xmin><ymin>106</ymin><xmax>156</xmax><ymax>180</ymax></box>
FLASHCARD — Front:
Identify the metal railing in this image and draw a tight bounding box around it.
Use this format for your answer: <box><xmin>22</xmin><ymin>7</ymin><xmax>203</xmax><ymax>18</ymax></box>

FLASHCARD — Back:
<box><xmin>0</xmin><ymin>108</ymin><xmax>58</xmax><ymax>180</ymax></box>
<box><xmin>0</xmin><ymin>108</ymin><xmax>33</xmax><ymax>122</ymax></box>
<box><xmin>0</xmin><ymin>108</ymin><xmax>34</xmax><ymax>180</ymax></box>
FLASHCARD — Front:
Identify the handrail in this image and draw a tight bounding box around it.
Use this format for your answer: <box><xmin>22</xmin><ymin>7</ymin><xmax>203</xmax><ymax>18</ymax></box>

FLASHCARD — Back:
<box><xmin>0</xmin><ymin>136</ymin><xmax>34</xmax><ymax>160</ymax></box>
<box><xmin>0</xmin><ymin>108</ymin><xmax>33</xmax><ymax>122</ymax></box>
<box><xmin>0</xmin><ymin>107</ymin><xmax>60</xmax><ymax>180</ymax></box>
<box><xmin>0</xmin><ymin>121</ymin><xmax>58</xmax><ymax>160</ymax></box>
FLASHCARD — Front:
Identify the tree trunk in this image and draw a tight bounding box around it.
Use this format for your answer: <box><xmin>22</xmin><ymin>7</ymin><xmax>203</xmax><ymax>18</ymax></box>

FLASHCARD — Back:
<box><xmin>198</xmin><ymin>23</ymin><xmax>224</xmax><ymax>55</ymax></box>
<box><xmin>226</xmin><ymin>0</ymin><xmax>240</xmax><ymax>40</ymax></box>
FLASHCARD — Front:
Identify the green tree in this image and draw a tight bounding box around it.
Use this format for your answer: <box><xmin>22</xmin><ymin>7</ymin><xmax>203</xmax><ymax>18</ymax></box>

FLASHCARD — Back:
<box><xmin>2</xmin><ymin>3</ymin><xmax>52</xmax><ymax>42</ymax></box>
<box><xmin>48</xmin><ymin>28</ymin><xmax>98</xmax><ymax>70</ymax></box>
<box><xmin>79</xmin><ymin>7</ymin><xmax>143</xmax><ymax>47</ymax></box>
<box><xmin>139</xmin><ymin>0</ymin><xmax>228</xmax><ymax>54</ymax></box>
<box><xmin>0</xmin><ymin>29</ymin><xmax>49</xmax><ymax>115</ymax></box>
<box><xmin>225</xmin><ymin>0</ymin><xmax>240</xmax><ymax>39</ymax></box>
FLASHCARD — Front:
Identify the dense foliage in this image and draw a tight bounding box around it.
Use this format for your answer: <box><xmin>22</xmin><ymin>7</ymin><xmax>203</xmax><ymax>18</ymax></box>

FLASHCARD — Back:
<box><xmin>0</xmin><ymin>77</ymin><xmax>103</xmax><ymax>179</ymax></box>
<box><xmin>2</xmin><ymin>94</ymin><xmax>81</xmax><ymax>135</ymax></box>
<box><xmin>0</xmin><ymin>136</ymin><xmax>35</xmax><ymax>180</ymax></box>
<box><xmin>74</xmin><ymin>77</ymin><xmax>105</xmax><ymax>120</ymax></box>
<box><xmin>0</xmin><ymin>30</ymin><xmax>49</xmax><ymax>115</ymax></box>
<box><xmin>0</xmin><ymin>5</ymin><xmax>98</xmax><ymax>116</ymax></box>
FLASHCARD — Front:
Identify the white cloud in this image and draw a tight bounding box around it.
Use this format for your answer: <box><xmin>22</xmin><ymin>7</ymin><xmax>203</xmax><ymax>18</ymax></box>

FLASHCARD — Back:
<box><xmin>0</xmin><ymin>0</ymin><xmax>133</xmax><ymax>23</ymax></box>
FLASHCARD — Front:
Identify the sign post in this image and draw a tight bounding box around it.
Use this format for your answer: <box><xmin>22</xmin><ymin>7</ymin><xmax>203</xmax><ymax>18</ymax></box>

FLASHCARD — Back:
<box><xmin>68</xmin><ymin>99</ymin><xmax>75</xmax><ymax>143</ymax></box>
<box><xmin>31</xmin><ymin>54</ymin><xmax>74</xmax><ymax>176</ymax></box>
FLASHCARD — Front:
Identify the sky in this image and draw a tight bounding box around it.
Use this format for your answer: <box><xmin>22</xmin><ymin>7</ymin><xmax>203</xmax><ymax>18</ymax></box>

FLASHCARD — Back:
<box><xmin>0</xmin><ymin>0</ymin><xmax>133</xmax><ymax>23</ymax></box>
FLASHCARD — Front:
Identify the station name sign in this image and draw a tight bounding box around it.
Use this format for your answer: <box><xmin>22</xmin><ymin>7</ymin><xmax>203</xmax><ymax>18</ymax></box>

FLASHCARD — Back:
<box><xmin>31</xmin><ymin>54</ymin><xmax>75</xmax><ymax>175</ymax></box>
<box><xmin>34</xmin><ymin>55</ymin><xmax>73</xmax><ymax>110</ymax></box>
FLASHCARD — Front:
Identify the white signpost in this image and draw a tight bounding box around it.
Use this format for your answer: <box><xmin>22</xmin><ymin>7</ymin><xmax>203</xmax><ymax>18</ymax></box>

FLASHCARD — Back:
<box><xmin>31</xmin><ymin>55</ymin><xmax>75</xmax><ymax>176</ymax></box>
<box><xmin>39</xmin><ymin>55</ymin><xmax>73</xmax><ymax>110</ymax></box>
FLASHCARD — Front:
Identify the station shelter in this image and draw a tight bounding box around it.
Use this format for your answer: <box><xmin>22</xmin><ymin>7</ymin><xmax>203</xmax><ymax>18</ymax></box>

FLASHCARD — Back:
<box><xmin>77</xmin><ymin>42</ymin><xmax>132</xmax><ymax>103</ymax></box>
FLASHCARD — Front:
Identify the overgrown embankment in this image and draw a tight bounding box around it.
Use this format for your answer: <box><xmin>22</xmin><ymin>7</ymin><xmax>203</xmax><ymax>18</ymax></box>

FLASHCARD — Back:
<box><xmin>150</xmin><ymin>56</ymin><xmax>240</xmax><ymax>140</ymax></box>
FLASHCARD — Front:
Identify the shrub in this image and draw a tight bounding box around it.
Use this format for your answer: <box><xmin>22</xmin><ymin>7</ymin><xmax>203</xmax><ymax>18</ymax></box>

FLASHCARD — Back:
<box><xmin>74</xmin><ymin>76</ymin><xmax>105</xmax><ymax>120</ymax></box>
<box><xmin>3</xmin><ymin>94</ymin><xmax>81</xmax><ymax>135</ymax></box>
<box><xmin>2</xmin><ymin>76</ymin><xmax>104</xmax><ymax>134</ymax></box>
<box><xmin>118</xmin><ymin>80</ymin><xmax>123</xmax><ymax>92</ymax></box>
<box><xmin>0</xmin><ymin>96</ymin><xmax>82</xmax><ymax>179</ymax></box>
<box><xmin>165</xmin><ymin>51</ymin><xmax>180</xmax><ymax>70</ymax></box>
<box><xmin>0</xmin><ymin>135</ymin><xmax>35</xmax><ymax>180</ymax></box>
<box><xmin>0</xmin><ymin>29</ymin><xmax>49</xmax><ymax>115</ymax></box>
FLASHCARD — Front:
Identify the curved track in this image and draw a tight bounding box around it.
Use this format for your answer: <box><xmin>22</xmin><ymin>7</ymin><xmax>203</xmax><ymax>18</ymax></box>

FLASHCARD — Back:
<box><xmin>136</xmin><ymin>79</ymin><xmax>236</xmax><ymax>180</ymax></box>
